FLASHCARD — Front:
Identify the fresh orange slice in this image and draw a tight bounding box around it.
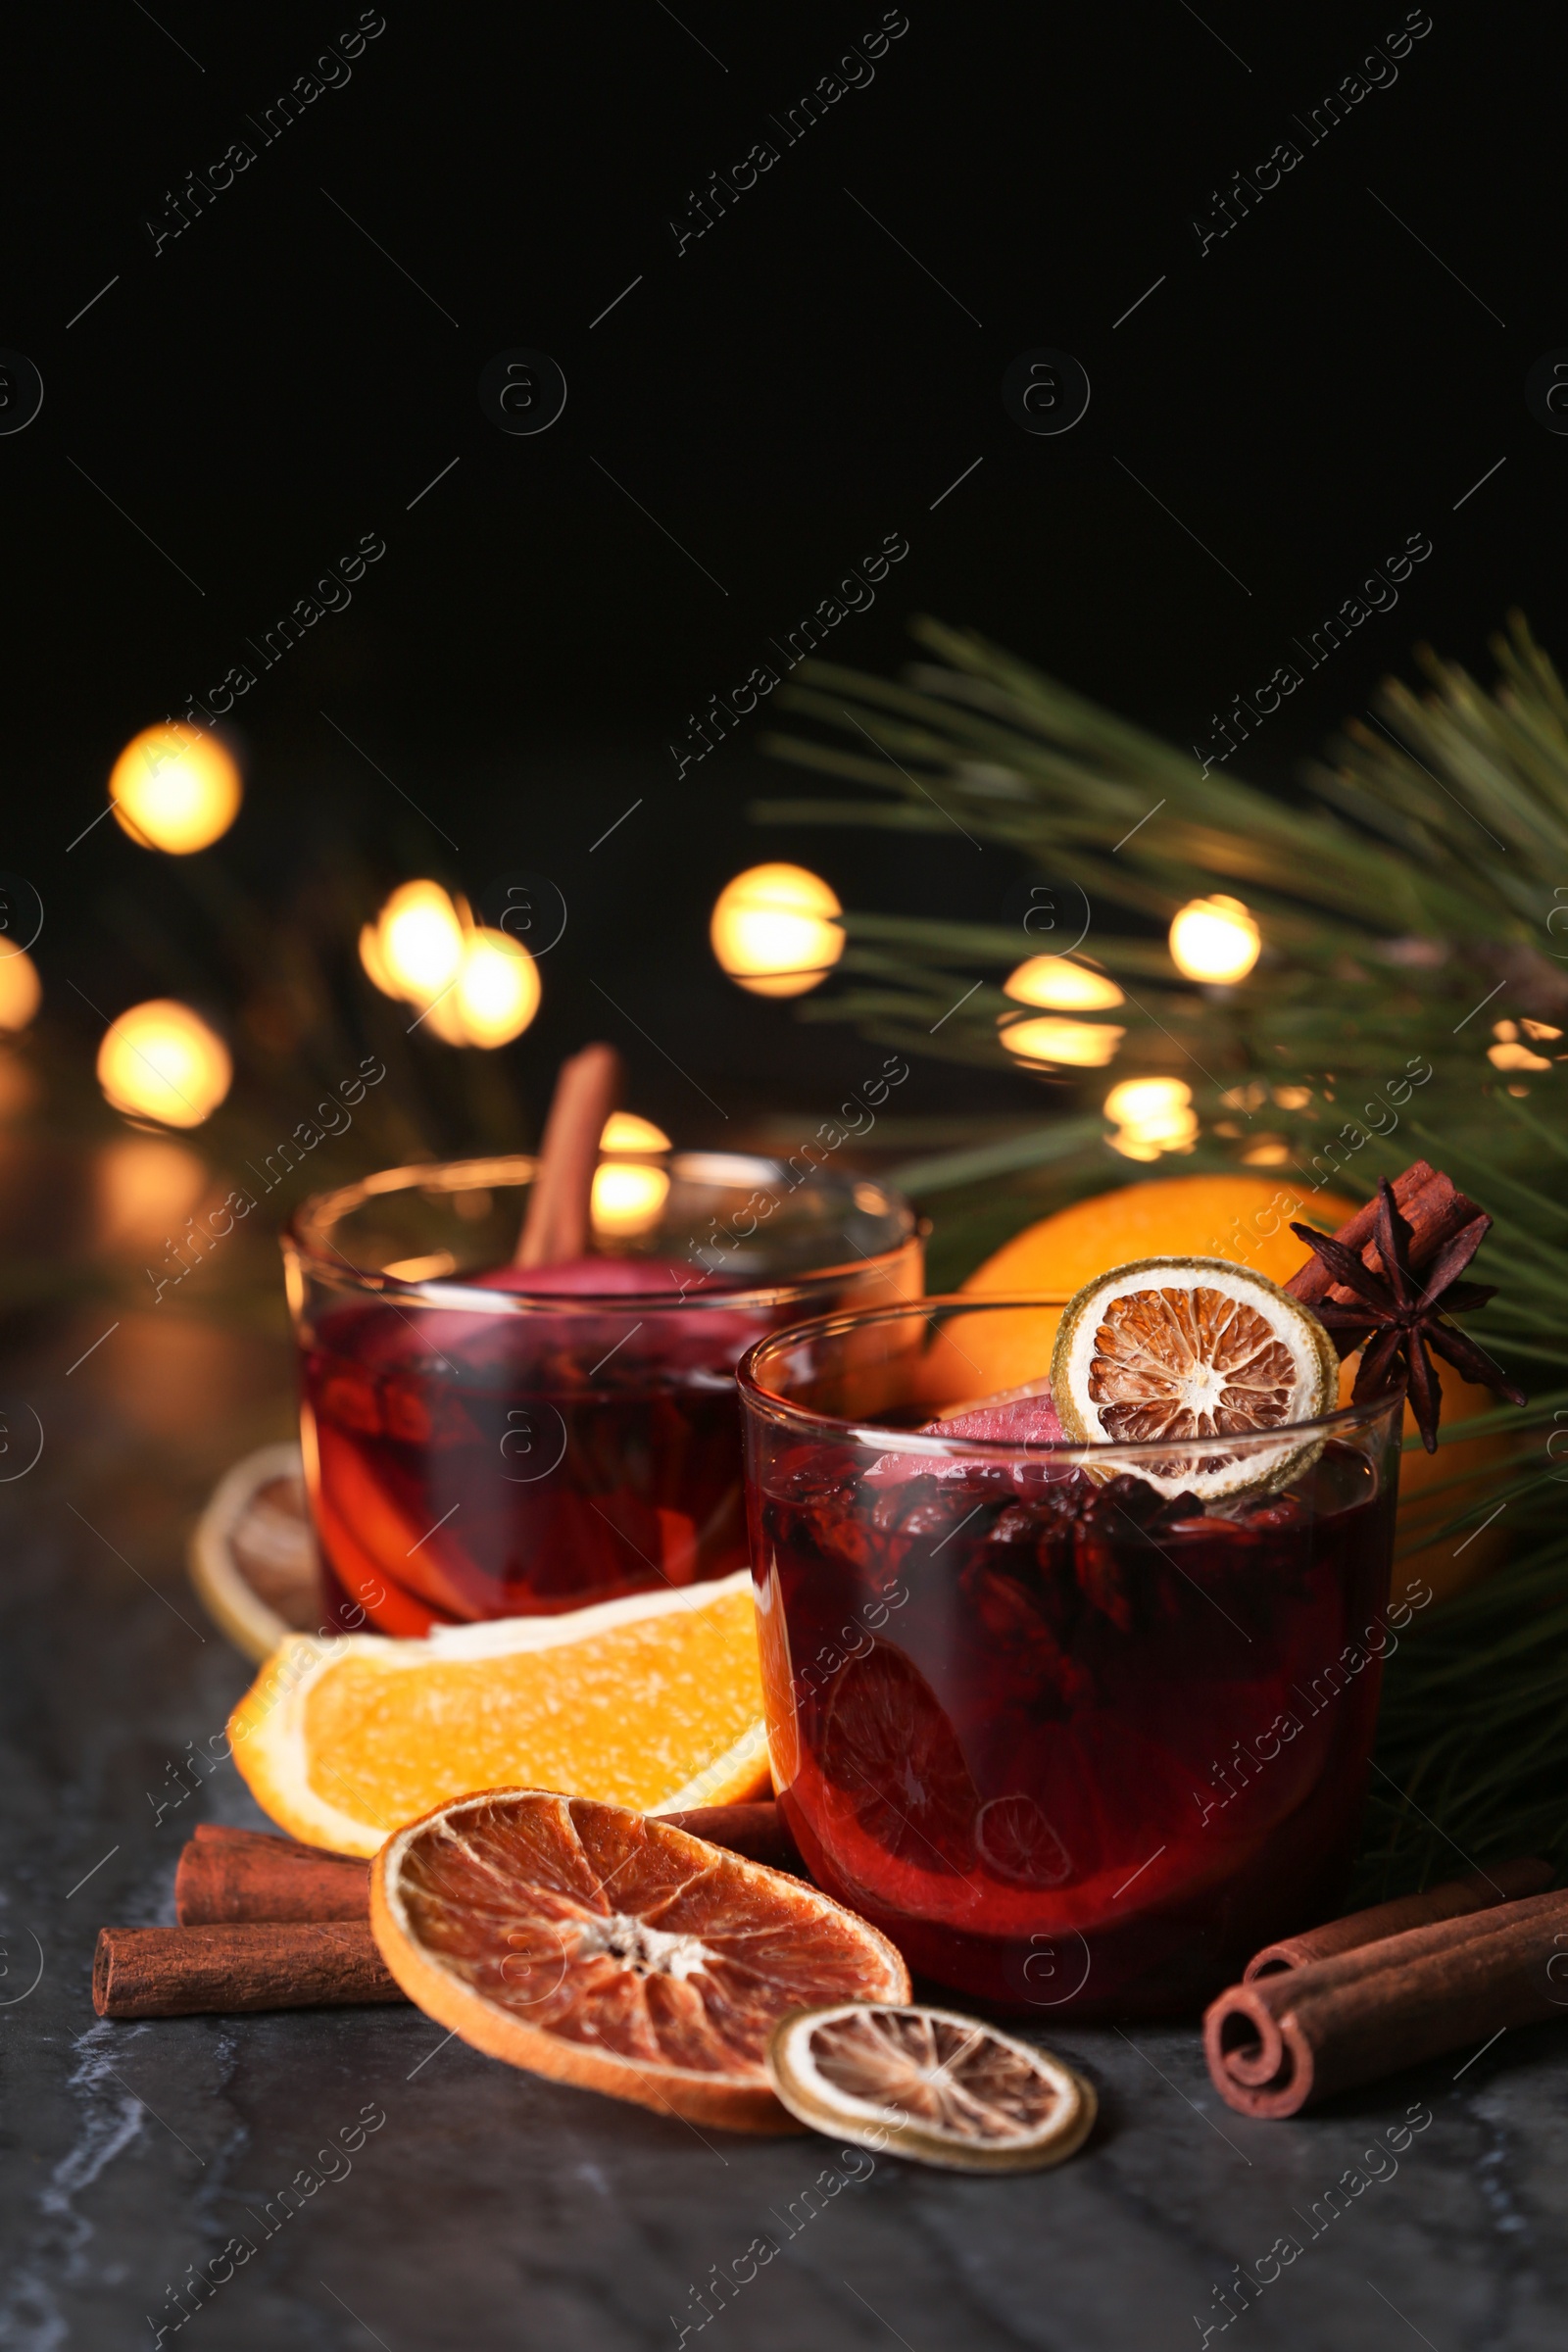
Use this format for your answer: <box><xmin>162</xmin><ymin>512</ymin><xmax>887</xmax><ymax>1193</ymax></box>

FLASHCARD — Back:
<box><xmin>370</xmin><ymin>1788</ymin><xmax>910</xmax><ymax>2131</ymax></box>
<box><xmin>229</xmin><ymin>1569</ymin><xmax>768</xmax><ymax>1857</ymax></box>
<box><xmin>767</xmin><ymin>2002</ymin><xmax>1096</xmax><ymax>2172</ymax></box>
<box><xmin>1052</xmin><ymin>1255</ymin><xmax>1338</xmax><ymax>1499</ymax></box>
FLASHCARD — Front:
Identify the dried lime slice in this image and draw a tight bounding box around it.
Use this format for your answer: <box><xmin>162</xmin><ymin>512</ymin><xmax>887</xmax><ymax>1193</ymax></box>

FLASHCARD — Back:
<box><xmin>1051</xmin><ymin>1254</ymin><xmax>1339</xmax><ymax>1500</ymax></box>
<box><xmin>766</xmin><ymin>2001</ymin><xmax>1096</xmax><ymax>2173</ymax></box>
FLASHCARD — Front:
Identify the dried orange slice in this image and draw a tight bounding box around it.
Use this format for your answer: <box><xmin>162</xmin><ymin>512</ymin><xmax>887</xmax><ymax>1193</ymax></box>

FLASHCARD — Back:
<box><xmin>370</xmin><ymin>1788</ymin><xmax>909</xmax><ymax>2131</ymax></box>
<box><xmin>229</xmin><ymin>1570</ymin><xmax>768</xmax><ymax>1856</ymax></box>
<box><xmin>767</xmin><ymin>2002</ymin><xmax>1096</xmax><ymax>2172</ymax></box>
<box><xmin>1052</xmin><ymin>1255</ymin><xmax>1338</xmax><ymax>1499</ymax></box>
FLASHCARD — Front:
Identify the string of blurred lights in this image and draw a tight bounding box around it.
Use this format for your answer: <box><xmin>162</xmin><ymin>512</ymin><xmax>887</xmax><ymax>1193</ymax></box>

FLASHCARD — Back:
<box><xmin>74</xmin><ymin>718</ymin><xmax>1269</xmax><ymax>1164</ymax></box>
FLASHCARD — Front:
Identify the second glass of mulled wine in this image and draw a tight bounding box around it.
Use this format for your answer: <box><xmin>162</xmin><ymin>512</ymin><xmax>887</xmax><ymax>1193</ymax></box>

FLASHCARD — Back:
<box><xmin>285</xmin><ymin>1152</ymin><xmax>920</xmax><ymax>1635</ymax></box>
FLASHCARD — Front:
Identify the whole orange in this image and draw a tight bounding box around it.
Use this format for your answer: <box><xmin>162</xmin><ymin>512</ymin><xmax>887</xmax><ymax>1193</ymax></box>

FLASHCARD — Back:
<box><xmin>962</xmin><ymin>1170</ymin><xmax>1354</xmax><ymax>1295</ymax></box>
<box><xmin>962</xmin><ymin>1171</ymin><xmax>1510</xmax><ymax>1600</ymax></box>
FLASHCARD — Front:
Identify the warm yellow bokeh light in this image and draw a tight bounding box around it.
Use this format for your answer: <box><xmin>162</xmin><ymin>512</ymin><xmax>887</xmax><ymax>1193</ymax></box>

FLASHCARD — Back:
<box><xmin>95</xmin><ymin>1137</ymin><xmax>208</xmax><ymax>1252</ymax></box>
<box><xmin>1004</xmin><ymin>956</ymin><xmax>1124</xmax><ymax>1011</ymax></box>
<box><xmin>362</xmin><ymin>884</ymin><xmax>540</xmax><ymax>1049</ymax></box>
<box><xmin>0</xmin><ymin>948</ymin><xmax>41</xmax><ymax>1032</ymax></box>
<box><xmin>97</xmin><ymin>1000</ymin><xmax>232</xmax><ymax>1129</ymax></box>
<box><xmin>454</xmin><ymin>929</ymin><xmax>540</xmax><ymax>1048</ymax></box>
<box><xmin>1168</xmin><ymin>894</ymin><xmax>1261</xmax><ymax>985</ymax></box>
<box><xmin>710</xmin><ymin>863</ymin><xmax>845</xmax><ymax>998</ymax></box>
<box><xmin>359</xmin><ymin>921</ymin><xmax>397</xmax><ymax>1000</ymax></box>
<box><xmin>1103</xmin><ymin>1076</ymin><xmax>1198</xmax><ymax>1161</ymax></box>
<box><xmin>375</xmin><ymin>881</ymin><xmax>466</xmax><ymax>1003</ymax></box>
<box><xmin>591</xmin><ymin>1161</ymin><xmax>671</xmax><ymax>1237</ymax></box>
<box><xmin>601</xmin><ymin>1112</ymin><xmax>671</xmax><ymax>1152</ymax></box>
<box><xmin>1003</xmin><ymin>1015</ymin><xmax>1124</xmax><ymax>1068</ymax></box>
<box><xmin>110</xmin><ymin>725</ymin><xmax>242</xmax><ymax>855</ymax></box>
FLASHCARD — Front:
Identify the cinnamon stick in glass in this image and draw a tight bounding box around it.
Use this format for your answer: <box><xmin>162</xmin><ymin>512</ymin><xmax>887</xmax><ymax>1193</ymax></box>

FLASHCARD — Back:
<box><xmin>1204</xmin><ymin>1886</ymin><xmax>1568</xmax><ymax>2117</ymax></box>
<box><xmin>176</xmin><ymin>1824</ymin><xmax>370</xmax><ymax>1925</ymax></box>
<box><xmin>1244</xmin><ymin>1856</ymin><xmax>1553</xmax><ymax>1979</ymax></box>
<box><xmin>514</xmin><ymin>1042</ymin><xmax>623</xmax><ymax>1267</ymax></box>
<box><xmin>93</xmin><ymin>1922</ymin><xmax>406</xmax><ymax>2019</ymax></box>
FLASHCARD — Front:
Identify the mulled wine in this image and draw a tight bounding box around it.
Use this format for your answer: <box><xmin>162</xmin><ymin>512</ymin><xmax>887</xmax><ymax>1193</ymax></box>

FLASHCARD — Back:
<box><xmin>285</xmin><ymin>1154</ymin><xmax>920</xmax><ymax>1634</ymax></box>
<box><xmin>740</xmin><ymin>1299</ymin><xmax>1403</xmax><ymax>2017</ymax></box>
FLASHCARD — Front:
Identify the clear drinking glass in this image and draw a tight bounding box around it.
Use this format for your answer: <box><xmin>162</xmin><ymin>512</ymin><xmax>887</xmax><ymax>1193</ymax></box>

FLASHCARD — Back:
<box><xmin>739</xmin><ymin>1296</ymin><xmax>1403</xmax><ymax>2018</ymax></box>
<box><xmin>283</xmin><ymin>1152</ymin><xmax>919</xmax><ymax>1635</ymax></box>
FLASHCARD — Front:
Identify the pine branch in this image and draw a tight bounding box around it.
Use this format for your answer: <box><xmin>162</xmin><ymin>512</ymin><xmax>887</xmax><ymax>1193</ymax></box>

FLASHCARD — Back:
<box><xmin>759</xmin><ymin>611</ymin><xmax>1568</xmax><ymax>1896</ymax></box>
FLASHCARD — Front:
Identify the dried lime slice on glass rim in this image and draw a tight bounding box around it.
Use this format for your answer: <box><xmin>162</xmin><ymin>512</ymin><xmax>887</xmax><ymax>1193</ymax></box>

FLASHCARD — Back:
<box><xmin>767</xmin><ymin>2002</ymin><xmax>1096</xmax><ymax>2173</ymax></box>
<box><xmin>1051</xmin><ymin>1255</ymin><xmax>1340</xmax><ymax>1501</ymax></box>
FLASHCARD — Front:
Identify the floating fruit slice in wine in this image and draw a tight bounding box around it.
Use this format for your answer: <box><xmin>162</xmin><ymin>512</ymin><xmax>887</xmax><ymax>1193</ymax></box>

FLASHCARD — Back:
<box><xmin>766</xmin><ymin>2001</ymin><xmax>1096</xmax><ymax>2172</ymax></box>
<box><xmin>974</xmin><ymin>1792</ymin><xmax>1073</xmax><ymax>1887</ymax></box>
<box><xmin>1051</xmin><ymin>1256</ymin><xmax>1338</xmax><ymax>1499</ymax></box>
<box><xmin>819</xmin><ymin>1646</ymin><xmax>978</xmax><ymax>1873</ymax></box>
<box><xmin>370</xmin><ymin>1788</ymin><xmax>909</xmax><ymax>2131</ymax></box>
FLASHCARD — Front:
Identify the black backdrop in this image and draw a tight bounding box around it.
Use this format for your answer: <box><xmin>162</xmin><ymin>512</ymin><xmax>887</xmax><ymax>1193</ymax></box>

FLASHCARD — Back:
<box><xmin>5</xmin><ymin>0</ymin><xmax>1561</xmax><ymax>1134</ymax></box>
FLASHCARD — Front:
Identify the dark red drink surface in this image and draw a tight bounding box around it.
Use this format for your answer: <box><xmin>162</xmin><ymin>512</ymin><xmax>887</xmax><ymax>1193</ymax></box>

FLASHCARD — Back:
<box><xmin>749</xmin><ymin>1431</ymin><xmax>1396</xmax><ymax>2017</ymax></box>
<box><xmin>304</xmin><ymin>1257</ymin><xmax>771</xmax><ymax>1634</ymax></box>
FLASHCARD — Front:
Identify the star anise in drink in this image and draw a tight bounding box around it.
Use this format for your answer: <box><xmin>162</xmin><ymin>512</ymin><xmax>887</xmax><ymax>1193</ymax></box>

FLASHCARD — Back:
<box><xmin>1290</xmin><ymin>1178</ymin><xmax>1526</xmax><ymax>1450</ymax></box>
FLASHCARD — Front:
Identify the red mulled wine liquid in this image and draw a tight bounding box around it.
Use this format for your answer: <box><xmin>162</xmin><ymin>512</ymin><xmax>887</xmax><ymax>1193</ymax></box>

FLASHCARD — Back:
<box><xmin>750</xmin><ymin>1431</ymin><xmax>1397</xmax><ymax>2016</ymax></box>
<box><xmin>304</xmin><ymin>1259</ymin><xmax>773</xmax><ymax>1634</ymax></box>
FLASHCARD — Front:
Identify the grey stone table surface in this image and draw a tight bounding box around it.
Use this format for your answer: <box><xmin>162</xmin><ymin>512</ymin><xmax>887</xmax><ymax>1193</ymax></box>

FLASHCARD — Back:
<box><xmin>3</xmin><ymin>1300</ymin><xmax>1566</xmax><ymax>2352</ymax></box>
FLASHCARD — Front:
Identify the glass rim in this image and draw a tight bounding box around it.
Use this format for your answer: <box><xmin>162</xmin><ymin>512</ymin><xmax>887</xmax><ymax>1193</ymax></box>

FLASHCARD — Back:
<box><xmin>283</xmin><ymin>1151</ymin><xmax>919</xmax><ymax>1315</ymax></box>
<box><xmin>737</xmin><ymin>1291</ymin><xmax>1403</xmax><ymax>1461</ymax></box>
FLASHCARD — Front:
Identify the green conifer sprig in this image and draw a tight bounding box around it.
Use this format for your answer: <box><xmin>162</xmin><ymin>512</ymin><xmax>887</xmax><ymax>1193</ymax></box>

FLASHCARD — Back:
<box><xmin>761</xmin><ymin>612</ymin><xmax>1568</xmax><ymax>1892</ymax></box>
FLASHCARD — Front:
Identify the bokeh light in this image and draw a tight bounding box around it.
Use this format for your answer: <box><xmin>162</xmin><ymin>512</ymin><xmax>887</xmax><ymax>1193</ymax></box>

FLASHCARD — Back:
<box><xmin>1002</xmin><ymin>1015</ymin><xmax>1124</xmax><ymax>1068</ymax></box>
<box><xmin>1168</xmin><ymin>894</ymin><xmax>1261</xmax><ymax>985</ymax></box>
<box><xmin>97</xmin><ymin>1000</ymin><xmax>232</xmax><ymax>1128</ymax></box>
<box><xmin>95</xmin><ymin>1137</ymin><xmax>208</xmax><ymax>1252</ymax></box>
<box><xmin>1103</xmin><ymin>1076</ymin><xmax>1198</xmax><ymax>1160</ymax></box>
<box><xmin>1004</xmin><ymin>956</ymin><xmax>1124</xmax><ymax>1011</ymax></box>
<box><xmin>601</xmin><ymin>1111</ymin><xmax>671</xmax><ymax>1153</ymax></box>
<box><xmin>110</xmin><ymin>725</ymin><xmax>242</xmax><ymax>855</ymax></box>
<box><xmin>453</xmin><ymin>929</ymin><xmax>540</xmax><ymax>1048</ymax></box>
<box><xmin>710</xmin><ymin>863</ymin><xmax>845</xmax><ymax>998</ymax></box>
<box><xmin>591</xmin><ymin>1161</ymin><xmax>671</xmax><ymax>1236</ymax></box>
<box><xmin>370</xmin><ymin>880</ymin><xmax>466</xmax><ymax>1003</ymax></box>
<box><xmin>361</xmin><ymin>883</ymin><xmax>540</xmax><ymax>1048</ymax></box>
<box><xmin>0</xmin><ymin>948</ymin><xmax>41</xmax><ymax>1032</ymax></box>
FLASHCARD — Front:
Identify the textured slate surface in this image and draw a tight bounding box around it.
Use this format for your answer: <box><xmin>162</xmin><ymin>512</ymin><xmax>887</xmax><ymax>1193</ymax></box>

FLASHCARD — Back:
<box><xmin>3</xmin><ymin>1311</ymin><xmax>1566</xmax><ymax>2352</ymax></box>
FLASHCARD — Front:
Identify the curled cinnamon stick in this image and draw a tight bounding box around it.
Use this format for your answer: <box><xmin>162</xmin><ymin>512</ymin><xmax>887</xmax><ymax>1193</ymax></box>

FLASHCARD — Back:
<box><xmin>93</xmin><ymin>1922</ymin><xmax>406</xmax><ymax>2019</ymax></box>
<box><xmin>514</xmin><ymin>1042</ymin><xmax>623</xmax><ymax>1267</ymax></box>
<box><xmin>176</xmin><ymin>1826</ymin><xmax>369</xmax><ymax>1925</ymax></box>
<box><xmin>1205</xmin><ymin>1886</ymin><xmax>1568</xmax><ymax>2117</ymax></box>
<box><xmin>1285</xmin><ymin>1160</ymin><xmax>1485</xmax><ymax>1312</ymax></box>
<box><xmin>1245</xmin><ymin>1857</ymin><xmax>1553</xmax><ymax>1979</ymax></box>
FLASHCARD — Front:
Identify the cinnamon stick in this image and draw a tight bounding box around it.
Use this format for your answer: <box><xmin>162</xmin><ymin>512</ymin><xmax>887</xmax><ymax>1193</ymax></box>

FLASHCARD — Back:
<box><xmin>175</xmin><ymin>1809</ymin><xmax>799</xmax><ymax>1936</ymax></box>
<box><xmin>1244</xmin><ymin>1856</ymin><xmax>1553</xmax><ymax>1979</ymax></box>
<box><xmin>176</xmin><ymin>1826</ymin><xmax>370</xmax><ymax>1925</ymax></box>
<box><xmin>514</xmin><ymin>1042</ymin><xmax>623</xmax><ymax>1267</ymax></box>
<box><xmin>1285</xmin><ymin>1159</ymin><xmax>1486</xmax><ymax>1313</ymax></box>
<box><xmin>1204</xmin><ymin>1886</ymin><xmax>1568</xmax><ymax>2117</ymax></box>
<box><xmin>93</xmin><ymin>1923</ymin><xmax>406</xmax><ymax>2019</ymax></box>
<box><xmin>656</xmin><ymin>1801</ymin><xmax>803</xmax><ymax>1875</ymax></box>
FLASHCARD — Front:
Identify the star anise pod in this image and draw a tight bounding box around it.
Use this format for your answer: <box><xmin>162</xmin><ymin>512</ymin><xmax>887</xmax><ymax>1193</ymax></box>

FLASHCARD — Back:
<box><xmin>1290</xmin><ymin>1178</ymin><xmax>1527</xmax><ymax>1451</ymax></box>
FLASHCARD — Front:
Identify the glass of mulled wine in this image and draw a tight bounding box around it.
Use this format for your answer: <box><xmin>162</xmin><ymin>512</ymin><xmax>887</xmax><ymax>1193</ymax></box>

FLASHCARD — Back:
<box><xmin>284</xmin><ymin>1154</ymin><xmax>919</xmax><ymax>1635</ymax></box>
<box><xmin>739</xmin><ymin>1297</ymin><xmax>1403</xmax><ymax>2018</ymax></box>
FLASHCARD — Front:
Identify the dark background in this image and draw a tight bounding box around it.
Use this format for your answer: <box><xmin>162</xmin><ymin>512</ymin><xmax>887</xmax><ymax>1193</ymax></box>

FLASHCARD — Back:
<box><xmin>4</xmin><ymin>0</ymin><xmax>1557</xmax><ymax>1137</ymax></box>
